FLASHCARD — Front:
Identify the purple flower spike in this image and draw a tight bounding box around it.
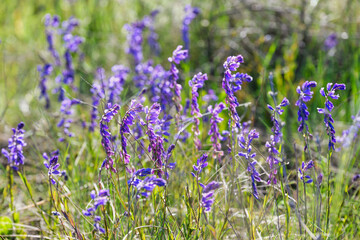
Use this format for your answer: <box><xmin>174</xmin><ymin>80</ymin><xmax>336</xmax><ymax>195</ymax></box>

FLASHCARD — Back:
<box><xmin>38</xmin><ymin>64</ymin><xmax>53</xmax><ymax>109</ymax></box>
<box><xmin>296</xmin><ymin>81</ymin><xmax>317</xmax><ymax>133</ymax></box>
<box><xmin>182</xmin><ymin>5</ymin><xmax>200</xmax><ymax>51</ymax></box>
<box><xmin>324</xmin><ymin>33</ymin><xmax>338</xmax><ymax>51</ymax></box>
<box><xmin>299</xmin><ymin>160</ymin><xmax>314</xmax><ymax>184</ymax></box>
<box><xmin>43</xmin><ymin>150</ymin><xmax>62</xmax><ymax>185</ymax></box>
<box><xmin>201</xmin><ymin>181</ymin><xmax>221</xmax><ymax>212</ymax></box>
<box><xmin>317</xmin><ymin>83</ymin><xmax>346</xmax><ymax>150</ymax></box>
<box><xmin>208</xmin><ymin>102</ymin><xmax>226</xmax><ymax>159</ymax></box>
<box><xmin>191</xmin><ymin>154</ymin><xmax>208</xmax><ymax>181</ymax></box>
<box><xmin>222</xmin><ymin>55</ymin><xmax>252</xmax><ymax>128</ymax></box>
<box><xmin>1</xmin><ymin>122</ymin><xmax>26</xmax><ymax>171</ymax></box>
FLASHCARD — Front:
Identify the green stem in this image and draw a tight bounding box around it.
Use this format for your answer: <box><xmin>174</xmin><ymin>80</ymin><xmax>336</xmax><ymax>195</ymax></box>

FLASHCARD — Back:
<box><xmin>7</xmin><ymin>166</ymin><xmax>16</xmax><ymax>223</ymax></box>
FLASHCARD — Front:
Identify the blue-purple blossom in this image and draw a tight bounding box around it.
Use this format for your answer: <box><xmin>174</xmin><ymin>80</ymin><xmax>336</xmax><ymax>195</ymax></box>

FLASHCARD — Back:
<box><xmin>182</xmin><ymin>5</ymin><xmax>200</xmax><ymax>51</ymax></box>
<box><xmin>202</xmin><ymin>89</ymin><xmax>218</xmax><ymax>103</ymax></box>
<box><xmin>222</xmin><ymin>55</ymin><xmax>252</xmax><ymax>128</ymax></box>
<box><xmin>146</xmin><ymin>10</ymin><xmax>160</xmax><ymax>55</ymax></box>
<box><xmin>317</xmin><ymin>83</ymin><xmax>346</xmax><ymax>150</ymax></box>
<box><xmin>201</xmin><ymin>181</ymin><xmax>221</xmax><ymax>212</ymax></box>
<box><xmin>324</xmin><ymin>33</ymin><xmax>338</xmax><ymax>51</ymax></box>
<box><xmin>299</xmin><ymin>160</ymin><xmax>314</xmax><ymax>184</ymax></box>
<box><xmin>128</xmin><ymin>171</ymin><xmax>166</xmax><ymax>198</ymax></box>
<box><xmin>295</xmin><ymin>81</ymin><xmax>317</xmax><ymax>133</ymax></box>
<box><xmin>208</xmin><ymin>102</ymin><xmax>226</xmax><ymax>159</ymax></box>
<box><xmin>266</xmin><ymin>97</ymin><xmax>289</xmax><ymax>184</ymax></box>
<box><xmin>89</xmin><ymin>68</ymin><xmax>106</xmax><ymax>132</ymax></box>
<box><xmin>124</xmin><ymin>19</ymin><xmax>146</xmax><ymax>66</ymax></box>
<box><xmin>1</xmin><ymin>122</ymin><xmax>26</xmax><ymax>170</ymax></box>
<box><xmin>44</xmin><ymin>14</ymin><xmax>61</xmax><ymax>66</ymax></box>
<box><xmin>189</xmin><ymin>72</ymin><xmax>207</xmax><ymax>149</ymax></box>
<box><xmin>100</xmin><ymin>103</ymin><xmax>120</xmax><ymax>172</ymax></box>
<box><xmin>337</xmin><ymin>111</ymin><xmax>360</xmax><ymax>151</ymax></box>
<box><xmin>191</xmin><ymin>154</ymin><xmax>208</xmax><ymax>187</ymax></box>
<box><xmin>43</xmin><ymin>150</ymin><xmax>61</xmax><ymax>185</ymax></box>
<box><xmin>120</xmin><ymin>100</ymin><xmax>143</xmax><ymax>164</ymax></box>
<box><xmin>238</xmin><ymin>129</ymin><xmax>261</xmax><ymax>199</ymax></box>
<box><xmin>82</xmin><ymin>189</ymin><xmax>110</xmax><ymax>234</ymax></box>
<box><xmin>38</xmin><ymin>64</ymin><xmax>53</xmax><ymax>109</ymax></box>
<box><xmin>108</xmin><ymin>65</ymin><xmax>129</xmax><ymax>104</ymax></box>
<box><xmin>57</xmin><ymin>98</ymin><xmax>80</xmax><ymax>141</ymax></box>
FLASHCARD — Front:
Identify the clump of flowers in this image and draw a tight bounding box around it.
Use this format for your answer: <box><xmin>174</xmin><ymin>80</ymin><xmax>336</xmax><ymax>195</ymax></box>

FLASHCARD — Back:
<box><xmin>299</xmin><ymin>160</ymin><xmax>314</xmax><ymax>184</ymax></box>
<box><xmin>82</xmin><ymin>189</ymin><xmax>110</xmax><ymax>234</ymax></box>
<box><xmin>182</xmin><ymin>5</ymin><xmax>200</xmax><ymax>51</ymax></box>
<box><xmin>191</xmin><ymin>154</ymin><xmax>208</xmax><ymax>187</ymax></box>
<box><xmin>189</xmin><ymin>72</ymin><xmax>207</xmax><ymax>149</ymax></box>
<box><xmin>38</xmin><ymin>64</ymin><xmax>53</xmax><ymax>109</ymax></box>
<box><xmin>128</xmin><ymin>168</ymin><xmax>166</xmax><ymax>198</ymax></box>
<box><xmin>266</xmin><ymin>97</ymin><xmax>289</xmax><ymax>184</ymax></box>
<box><xmin>295</xmin><ymin>81</ymin><xmax>317</xmax><ymax>134</ymax></box>
<box><xmin>238</xmin><ymin>129</ymin><xmax>261</xmax><ymax>199</ymax></box>
<box><xmin>201</xmin><ymin>181</ymin><xmax>221</xmax><ymax>212</ymax></box>
<box><xmin>317</xmin><ymin>83</ymin><xmax>346</xmax><ymax>150</ymax></box>
<box><xmin>57</xmin><ymin>98</ymin><xmax>81</xmax><ymax>142</ymax></box>
<box><xmin>43</xmin><ymin>150</ymin><xmax>64</xmax><ymax>185</ymax></box>
<box><xmin>208</xmin><ymin>103</ymin><xmax>226</xmax><ymax>159</ymax></box>
<box><xmin>1</xmin><ymin>122</ymin><xmax>26</xmax><ymax>171</ymax></box>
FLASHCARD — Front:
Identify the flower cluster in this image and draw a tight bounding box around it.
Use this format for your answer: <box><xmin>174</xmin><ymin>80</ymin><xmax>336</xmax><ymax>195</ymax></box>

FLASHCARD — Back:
<box><xmin>299</xmin><ymin>160</ymin><xmax>314</xmax><ymax>184</ymax></box>
<box><xmin>57</xmin><ymin>98</ymin><xmax>81</xmax><ymax>142</ymax></box>
<box><xmin>208</xmin><ymin>102</ymin><xmax>226</xmax><ymax>159</ymax></box>
<box><xmin>295</xmin><ymin>81</ymin><xmax>317</xmax><ymax>133</ymax></box>
<box><xmin>266</xmin><ymin>97</ymin><xmax>289</xmax><ymax>184</ymax></box>
<box><xmin>201</xmin><ymin>181</ymin><xmax>221</xmax><ymax>212</ymax></box>
<box><xmin>128</xmin><ymin>168</ymin><xmax>166</xmax><ymax>198</ymax></box>
<box><xmin>238</xmin><ymin>129</ymin><xmax>261</xmax><ymax>199</ymax></box>
<box><xmin>89</xmin><ymin>68</ymin><xmax>106</xmax><ymax>132</ymax></box>
<box><xmin>44</xmin><ymin>14</ymin><xmax>61</xmax><ymax>66</ymax></box>
<box><xmin>191</xmin><ymin>154</ymin><xmax>208</xmax><ymax>187</ymax></box>
<box><xmin>43</xmin><ymin>150</ymin><xmax>65</xmax><ymax>185</ymax></box>
<box><xmin>1</xmin><ymin>122</ymin><xmax>26</xmax><ymax>170</ymax></box>
<box><xmin>317</xmin><ymin>83</ymin><xmax>346</xmax><ymax>150</ymax></box>
<box><xmin>120</xmin><ymin>100</ymin><xmax>143</xmax><ymax>164</ymax></box>
<box><xmin>337</xmin><ymin>111</ymin><xmax>360</xmax><ymax>150</ymax></box>
<box><xmin>182</xmin><ymin>5</ymin><xmax>200</xmax><ymax>51</ymax></box>
<box><xmin>82</xmin><ymin>189</ymin><xmax>110</xmax><ymax>234</ymax></box>
<box><xmin>38</xmin><ymin>64</ymin><xmax>53</xmax><ymax>109</ymax></box>
<box><xmin>189</xmin><ymin>72</ymin><xmax>207</xmax><ymax>149</ymax></box>
<box><xmin>324</xmin><ymin>33</ymin><xmax>338</xmax><ymax>51</ymax></box>
<box><xmin>100</xmin><ymin>103</ymin><xmax>120</xmax><ymax>172</ymax></box>
<box><xmin>222</xmin><ymin>55</ymin><xmax>252</xmax><ymax>128</ymax></box>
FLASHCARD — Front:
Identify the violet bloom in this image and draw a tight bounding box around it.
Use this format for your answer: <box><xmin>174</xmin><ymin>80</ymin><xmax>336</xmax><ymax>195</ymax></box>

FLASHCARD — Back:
<box><xmin>82</xmin><ymin>189</ymin><xmax>110</xmax><ymax>234</ymax></box>
<box><xmin>299</xmin><ymin>160</ymin><xmax>314</xmax><ymax>184</ymax></box>
<box><xmin>44</xmin><ymin>14</ymin><xmax>61</xmax><ymax>66</ymax></box>
<box><xmin>38</xmin><ymin>64</ymin><xmax>53</xmax><ymax>109</ymax></box>
<box><xmin>317</xmin><ymin>83</ymin><xmax>346</xmax><ymax>150</ymax></box>
<box><xmin>100</xmin><ymin>103</ymin><xmax>120</xmax><ymax>172</ymax></box>
<box><xmin>201</xmin><ymin>181</ymin><xmax>221</xmax><ymax>212</ymax></box>
<box><xmin>208</xmin><ymin>102</ymin><xmax>226</xmax><ymax>159</ymax></box>
<box><xmin>324</xmin><ymin>33</ymin><xmax>338</xmax><ymax>51</ymax></box>
<box><xmin>119</xmin><ymin>100</ymin><xmax>143</xmax><ymax>164</ymax></box>
<box><xmin>108</xmin><ymin>65</ymin><xmax>129</xmax><ymax>104</ymax></box>
<box><xmin>1</xmin><ymin>122</ymin><xmax>26</xmax><ymax>171</ymax></box>
<box><xmin>129</xmin><ymin>174</ymin><xmax>167</xmax><ymax>198</ymax></box>
<box><xmin>189</xmin><ymin>72</ymin><xmax>208</xmax><ymax>149</ymax></box>
<box><xmin>202</xmin><ymin>89</ymin><xmax>218</xmax><ymax>103</ymax></box>
<box><xmin>222</xmin><ymin>55</ymin><xmax>253</xmax><ymax>128</ymax></box>
<box><xmin>266</xmin><ymin>97</ymin><xmax>289</xmax><ymax>184</ymax></box>
<box><xmin>146</xmin><ymin>10</ymin><xmax>161</xmax><ymax>55</ymax></box>
<box><xmin>57</xmin><ymin>98</ymin><xmax>80</xmax><ymax>141</ymax></box>
<box><xmin>168</xmin><ymin>45</ymin><xmax>188</xmax><ymax>112</ymax></box>
<box><xmin>124</xmin><ymin>20</ymin><xmax>146</xmax><ymax>66</ymax></box>
<box><xmin>43</xmin><ymin>150</ymin><xmax>61</xmax><ymax>185</ymax></box>
<box><xmin>295</xmin><ymin>81</ymin><xmax>317</xmax><ymax>133</ymax></box>
<box><xmin>238</xmin><ymin>129</ymin><xmax>261</xmax><ymax>199</ymax></box>
<box><xmin>191</xmin><ymin>154</ymin><xmax>208</xmax><ymax>187</ymax></box>
<box><xmin>337</xmin><ymin>111</ymin><xmax>360</xmax><ymax>151</ymax></box>
<box><xmin>182</xmin><ymin>5</ymin><xmax>200</xmax><ymax>51</ymax></box>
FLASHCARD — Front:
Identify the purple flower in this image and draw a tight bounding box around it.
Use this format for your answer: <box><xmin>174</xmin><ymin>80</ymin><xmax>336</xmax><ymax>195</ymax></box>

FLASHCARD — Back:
<box><xmin>317</xmin><ymin>83</ymin><xmax>346</xmax><ymax>150</ymax></box>
<box><xmin>222</xmin><ymin>55</ymin><xmax>252</xmax><ymax>128</ymax></box>
<box><xmin>108</xmin><ymin>65</ymin><xmax>129</xmax><ymax>103</ymax></box>
<box><xmin>1</xmin><ymin>122</ymin><xmax>26</xmax><ymax>170</ymax></box>
<box><xmin>57</xmin><ymin>98</ymin><xmax>80</xmax><ymax>141</ymax></box>
<box><xmin>129</xmin><ymin>172</ymin><xmax>167</xmax><ymax>198</ymax></box>
<box><xmin>44</xmin><ymin>14</ymin><xmax>61</xmax><ymax>66</ymax></box>
<box><xmin>295</xmin><ymin>81</ymin><xmax>317</xmax><ymax>133</ymax></box>
<box><xmin>146</xmin><ymin>10</ymin><xmax>161</xmax><ymax>55</ymax></box>
<box><xmin>324</xmin><ymin>33</ymin><xmax>338</xmax><ymax>51</ymax></box>
<box><xmin>202</xmin><ymin>89</ymin><xmax>218</xmax><ymax>103</ymax></box>
<box><xmin>120</xmin><ymin>100</ymin><xmax>143</xmax><ymax>164</ymax></box>
<box><xmin>43</xmin><ymin>150</ymin><xmax>61</xmax><ymax>185</ymax></box>
<box><xmin>89</xmin><ymin>68</ymin><xmax>106</xmax><ymax>132</ymax></box>
<box><xmin>266</xmin><ymin>97</ymin><xmax>289</xmax><ymax>184</ymax></box>
<box><xmin>208</xmin><ymin>102</ymin><xmax>226</xmax><ymax>159</ymax></box>
<box><xmin>124</xmin><ymin>20</ymin><xmax>146</xmax><ymax>66</ymax></box>
<box><xmin>299</xmin><ymin>160</ymin><xmax>314</xmax><ymax>184</ymax></box>
<box><xmin>182</xmin><ymin>5</ymin><xmax>200</xmax><ymax>51</ymax></box>
<box><xmin>337</xmin><ymin>111</ymin><xmax>360</xmax><ymax>150</ymax></box>
<box><xmin>82</xmin><ymin>189</ymin><xmax>110</xmax><ymax>234</ymax></box>
<box><xmin>100</xmin><ymin>103</ymin><xmax>120</xmax><ymax>172</ymax></box>
<box><xmin>201</xmin><ymin>181</ymin><xmax>221</xmax><ymax>212</ymax></box>
<box><xmin>189</xmin><ymin>72</ymin><xmax>208</xmax><ymax>149</ymax></box>
<box><xmin>38</xmin><ymin>64</ymin><xmax>53</xmax><ymax>109</ymax></box>
<box><xmin>191</xmin><ymin>154</ymin><xmax>208</xmax><ymax>180</ymax></box>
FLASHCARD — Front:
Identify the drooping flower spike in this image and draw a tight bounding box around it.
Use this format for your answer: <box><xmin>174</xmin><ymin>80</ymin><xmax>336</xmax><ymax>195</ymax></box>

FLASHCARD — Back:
<box><xmin>208</xmin><ymin>102</ymin><xmax>226</xmax><ymax>159</ymax></box>
<box><xmin>295</xmin><ymin>81</ymin><xmax>317</xmax><ymax>133</ymax></box>
<box><xmin>201</xmin><ymin>181</ymin><xmax>221</xmax><ymax>212</ymax></box>
<box><xmin>43</xmin><ymin>150</ymin><xmax>62</xmax><ymax>185</ymax></box>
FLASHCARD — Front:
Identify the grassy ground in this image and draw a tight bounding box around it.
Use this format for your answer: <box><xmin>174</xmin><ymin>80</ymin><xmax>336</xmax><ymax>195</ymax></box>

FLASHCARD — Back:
<box><xmin>1</xmin><ymin>0</ymin><xmax>360</xmax><ymax>239</ymax></box>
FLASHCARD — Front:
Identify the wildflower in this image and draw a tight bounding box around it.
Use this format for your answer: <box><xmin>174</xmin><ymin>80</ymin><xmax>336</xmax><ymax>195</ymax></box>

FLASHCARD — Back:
<box><xmin>44</xmin><ymin>14</ymin><xmax>61</xmax><ymax>66</ymax></box>
<box><xmin>295</xmin><ymin>81</ymin><xmax>317</xmax><ymax>133</ymax></box>
<box><xmin>317</xmin><ymin>83</ymin><xmax>346</xmax><ymax>150</ymax></box>
<box><xmin>238</xmin><ymin>129</ymin><xmax>261</xmax><ymax>199</ymax></box>
<box><xmin>299</xmin><ymin>160</ymin><xmax>314</xmax><ymax>184</ymax></box>
<box><xmin>182</xmin><ymin>5</ymin><xmax>200</xmax><ymax>51</ymax></box>
<box><xmin>128</xmin><ymin>170</ymin><xmax>167</xmax><ymax>198</ymax></box>
<box><xmin>82</xmin><ymin>189</ymin><xmax>110</xmax><ymax>234</ymax></box>
<box><xmin>43</xmin><ymin>150</ymin><xmax>61</xmax><ymax>185</ymax></box>
<box><xmin>100</xmin><ymin>103</ymin><xmax>120</xmax><ymax>172</ymax></box>
<box><xmin>324</xmin><ymin>33</ymin><xmax>338</xmax><ymax>51</ymax></box>
<box><xmin>38</xmin><ymin>64</ymin><xmax>53</xmax><ymax>109</ymax></box>
<box><xmin>337</xmin><ymin>111</ymin><xmax>360</xmax><ymax>150</ymax></box>
<box><xmin>208</xmin><ymin>102</ymin><xmax>226</xmax><ymax>159</ymax></box>
<box><xmin>89</xmin><ymin>68</ymin><xmax>106</xmax><ymax>132</ymax></box>
<box><xmin>191</xmin><ymin>154</ymin><xmax>208</xmax><ymax>187</ymax></box>
<box><xmin>147</xmin><ymin>10</ymin><xmax>161</xmax><ymax>55</ymax></box>
<box><xmin>1</xmin><ymin>122</ymin><xmax>26</xmax><ymax>170</ymax></box>
<box><xmin>266</xmin><ymin>97</ymin><xmax>289</xmax><ymax>184</ymax></box>
<box><xmin>222</xmin><ymin>55</ymin><xmax>252</xmax><ymax>128</ymax></box>
<box><xmin>202</xmin><ymin>89</ymin><xmax>218</xmax><ymax>103</ymax></box>
<box><xmin>189</xmin><ymin>72</ymin><xmax>208</xmax><ymax>149</ymax></box>
<box><xmin>57</xmin><ymin>98</ymin><xmax>80</xmax><ymax>141</ymax></box>
<box><xmin>201</xmin><ymin>181</ymin><xmax>221</xmax><ymax>212</ymax></box>
<box><xmin>119</xmin><ymin>100</ymin><xmax>143</xmax><ymax>164</ymax></box>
